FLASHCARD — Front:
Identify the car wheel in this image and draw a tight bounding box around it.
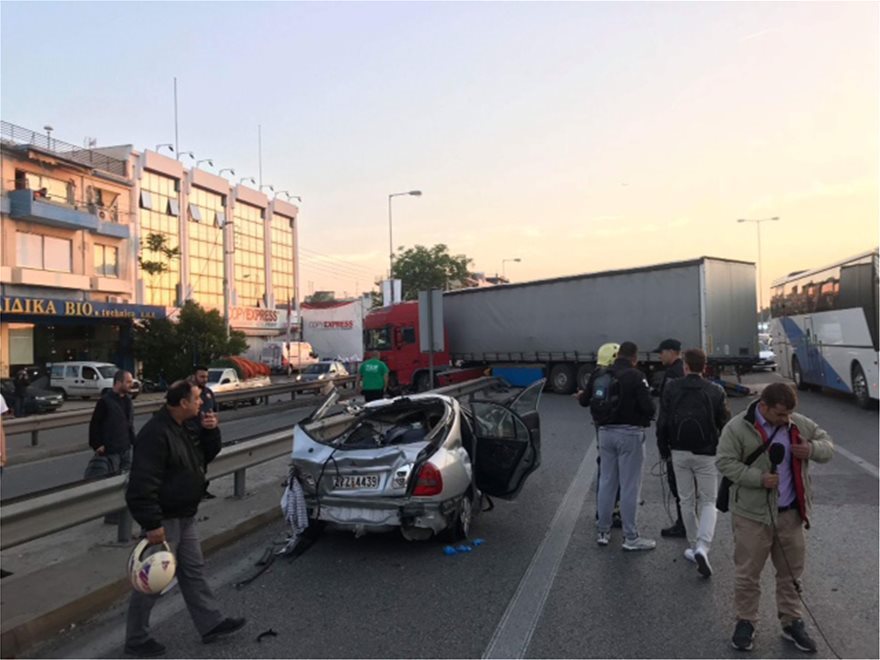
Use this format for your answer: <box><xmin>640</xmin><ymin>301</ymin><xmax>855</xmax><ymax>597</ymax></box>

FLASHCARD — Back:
<box><xmin>792</xmin><ymin>358</ymin><xmax>808</xmax><ymax>391</ymax></box>
<box><xmin>445</xmin><ymin>490</ymin><xmax>474</xmax><ymax>542</ymax></box>
<box><xmin>549</xmin><ymin>364</ymin><xmax>576</xmax><ymax>395</ymax></box>
<box><xmin>414</xmin><ymin>372</ymin><xmax>431</xmax><ymax>393</ymax></box>
<box><xmin>852</xmin><ymin>363</ymin><xmax>872</xmax><ymax>410</ymax></box>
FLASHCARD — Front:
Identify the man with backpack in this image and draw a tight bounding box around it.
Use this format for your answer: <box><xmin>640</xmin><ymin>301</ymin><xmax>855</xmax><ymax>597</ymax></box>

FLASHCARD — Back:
<box><xmin>657</xmin><ymin>348</ymin><xmax>730</xmax><ymax>577</ymax></box>
<box><xmin>575</xmin><ymin>342</ymin><xmax>622</xmax><ymax>528</ymax></box>
<box><xmin>592</xmin><ymin>341</ymin><xmax>656</xmax><ymax>551</ymax></box>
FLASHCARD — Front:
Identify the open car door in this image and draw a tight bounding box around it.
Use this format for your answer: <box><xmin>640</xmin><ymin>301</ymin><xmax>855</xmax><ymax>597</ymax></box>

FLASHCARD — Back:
<box><xmin>471</xmin><ymin>379</ymin><xmax>545</xmax><ymax>500</ymax></box>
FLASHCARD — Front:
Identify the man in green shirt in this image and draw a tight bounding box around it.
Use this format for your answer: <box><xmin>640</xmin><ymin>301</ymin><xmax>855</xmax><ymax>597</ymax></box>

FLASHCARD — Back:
<box><xmin>358</xmin><ymin>353</ymin><xmax>389</xmax><ymax>402</ymax></box>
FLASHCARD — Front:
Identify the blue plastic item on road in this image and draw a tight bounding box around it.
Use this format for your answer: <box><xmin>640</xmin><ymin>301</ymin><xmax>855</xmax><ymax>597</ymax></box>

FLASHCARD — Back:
<box><xmin>443</xmin><ymin>546</ymin><xmax>457</xmax><ymax>555</ymax></box>
<box><xmin>455</xmin><ymin>544</ymin><xmax>473</xmax><ymax>553</ymax></box>
<box><xmin>472</xmin><ymin>538</ymin><xmax>486</xmax><ymax>546</ymax></box>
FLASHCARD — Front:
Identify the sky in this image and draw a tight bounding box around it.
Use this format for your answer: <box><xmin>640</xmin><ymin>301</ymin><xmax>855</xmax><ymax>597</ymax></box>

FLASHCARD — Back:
<box><xmin>1</xmin><ymin>1</ymin><xmax>877</xmax><ymax>305</ymax></box>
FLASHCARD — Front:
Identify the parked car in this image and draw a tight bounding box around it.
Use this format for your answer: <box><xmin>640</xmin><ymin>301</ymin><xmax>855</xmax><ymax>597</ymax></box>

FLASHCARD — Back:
<box><xmin>294</xmin><ymin>360</ymin><xmax>350</xmax><ymax>386</ymax></box>
<box><xmin>48</xmin><ymin>362</ymin><xmax>140</xmax><ymax>400</ymax></box>
<box><xmin>753</xmin><ymin>342</ymin><xmax>777</xmax><ymax>372</ymax></box>
<box><xmin>0</xmin><ymin>379</ymin><xmax>64</xmax><ymax>415</ymax></box>
<box><xmin>290</xmin><ymin>379</ymin><xmax>544</xmax><ymax>541</ymax></box>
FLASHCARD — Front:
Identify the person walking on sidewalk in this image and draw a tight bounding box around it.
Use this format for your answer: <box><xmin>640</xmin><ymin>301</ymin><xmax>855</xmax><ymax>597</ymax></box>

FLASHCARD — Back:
<box><xmin>12</xmin><ymin>369</ymin><xmax>29</xmax><ymax>418</ymax></box>
<box><xmin>716</xmin><ymin>382</ymin><xmax>833</xmax><ymax>654</ymax></box>
<box><xmin>89</xmin><ymin>370</ymin><xmax>137</xmax><ymax>474</ymax></box>
<box><xmin>189</xmin><ymin>366</ymin><xmax>220</xmax><ymax>500</ymax></box>
<box><xmin>124</xmin><ymin>380</ymin><xmax>246</xmax><ymax>658</ymax></box>
<box><xmin>594</xmin><ymin>341</ymin><xmax>656</xmax><ymax>551</ymax></box>
<box><xmin>359</xmin><ymin>352</ymin><xmax>389</xmax><ymax>402</ymax></box>
<box><xmin>652</xmin><ymin>338</ymin><xmax>688</xmax><ymax>538</ymax></box>
<box><xmin>657</xmin><ymin>348</ymin><xmax>729</xmax><ymax>577</ymax></box>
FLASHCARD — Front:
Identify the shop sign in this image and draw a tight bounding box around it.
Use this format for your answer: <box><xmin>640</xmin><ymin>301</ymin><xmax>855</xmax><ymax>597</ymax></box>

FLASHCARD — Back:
<box><xmin>229</xmin><ymin>305</ymin><xmax>291</xmax><ymax>330</ymax></box>
<box><xmin>0</xmin><ymin>296</ymin><xmax>166</xmax><ymax>320</ymax></box>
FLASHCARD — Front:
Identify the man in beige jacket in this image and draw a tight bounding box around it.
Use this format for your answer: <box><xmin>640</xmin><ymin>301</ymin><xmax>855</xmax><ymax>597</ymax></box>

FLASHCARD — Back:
<box><xmin>716</xmin><ymin>382</ymin><xmax>833</xmax><ymax>654</ymax></box>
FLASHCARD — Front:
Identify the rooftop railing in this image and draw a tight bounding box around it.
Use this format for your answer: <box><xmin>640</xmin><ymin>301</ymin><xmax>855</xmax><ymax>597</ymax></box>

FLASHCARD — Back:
<box><xmin>1</xmin><ymin>121</ymin><xmax>128</xmax><ymax>177</ymax></box>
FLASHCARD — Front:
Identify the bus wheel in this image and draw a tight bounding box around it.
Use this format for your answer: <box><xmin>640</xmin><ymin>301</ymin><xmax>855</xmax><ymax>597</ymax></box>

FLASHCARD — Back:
<box><xmin>852</xmin><ymin>363</ymin><xmax>872</xmax><ymax>409</ymax></box>
<box><xmin>792</xmin><ymin>358</ymin><xmax>809</xmax><ymax>391</ymax></box>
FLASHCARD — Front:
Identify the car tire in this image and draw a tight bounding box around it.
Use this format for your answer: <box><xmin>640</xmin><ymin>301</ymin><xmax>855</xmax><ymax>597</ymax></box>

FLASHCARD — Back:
<box><xmin>549</xmin><ymin>364</ymin><xmax>576</xmax><ymax>395</ymax></box>
<box><xmin>414</xmin><ymin>372</ymin><xmax>431</xmax><ymax>393</ymax></box>
<box><xmin>792</xmin><ymin>358</ymin><xmax>809</xmax><ymax>391</ymax></box>
<box><xmin>444</xmin><ymin>490</ymin><xmax>475</xmax><ymax>542</ymax></box>
<box><xmin>852</xmin><ymin>363</ymin><xmax>872</xmax><ymax>410</ymax></box>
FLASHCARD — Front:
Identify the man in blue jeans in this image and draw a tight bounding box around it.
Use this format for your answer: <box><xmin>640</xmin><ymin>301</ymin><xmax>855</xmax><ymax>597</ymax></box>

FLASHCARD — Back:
<box><xmin>595</xmin><ymin>341</ymin><xmax>657</xmax><ymax>551</ymax></box>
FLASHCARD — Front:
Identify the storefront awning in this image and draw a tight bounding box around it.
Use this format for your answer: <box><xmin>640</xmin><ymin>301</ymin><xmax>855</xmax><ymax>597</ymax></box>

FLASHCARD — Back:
<box><xmin>0</xmin><ymin>296</ymin><xmax>166</xmax><ymax>321</ymax></box>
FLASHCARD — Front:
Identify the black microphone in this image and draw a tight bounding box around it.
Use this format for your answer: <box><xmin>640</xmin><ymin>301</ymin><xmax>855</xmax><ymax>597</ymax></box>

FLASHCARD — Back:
<box><xmin>768</xmin><ymin>443</ymin><xmax>786</xmax><ymax>474</ymax></box>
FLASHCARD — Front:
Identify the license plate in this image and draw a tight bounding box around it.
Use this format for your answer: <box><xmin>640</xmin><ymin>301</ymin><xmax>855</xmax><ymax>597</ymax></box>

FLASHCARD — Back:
<box><xmin>333</xmin><ymin>474</ymin><xmax>379</xmax><ymax>490</ymax></box>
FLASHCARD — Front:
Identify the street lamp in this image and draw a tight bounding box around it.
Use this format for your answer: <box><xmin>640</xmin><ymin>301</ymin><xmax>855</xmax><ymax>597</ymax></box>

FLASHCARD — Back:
<box><xmin>176</xmin><ymin>150</ymin><xmax>195</xmax><ymax>161</ymax></box>
<box><xmin>260</xmin><ymin>184</ymin><xmax>275</xmax><ymax>194</ymax></box>
<box><xmin>155</xmin><ymin>143</ymin><xmax>174</xmax><ymax>154</ymax></box>
<box><xmin>239</xmin><ymin>176</ymin><xmax>256</xmax><ymax>186</ymax></box>
<box><xmin>388</xmin><ymin>190</ymin><xmax>422</xmax><ymax>277</ymax></box>
<box><xmin>737</xmin><ymin>216</ymin><xmax>780</xmax><ymax>322</ymax></box>
<box><xmin>276</xmin><ymin>191</ymin><xmax>302</xmax><ymax>202</ymax></box>
<box><xmin>218</xmin><ymin>168</ymin><xmax>235</xmax><ymax>177</ymax></box>
<box><xmin>195</xmin><ymin>158</ymin><xmax>214</xmax><ymax>169</ymax></box>
<box><xmin>501</xmin><ymin>257</ymin><xmax>522</xmax><ymax>281</ymax></box>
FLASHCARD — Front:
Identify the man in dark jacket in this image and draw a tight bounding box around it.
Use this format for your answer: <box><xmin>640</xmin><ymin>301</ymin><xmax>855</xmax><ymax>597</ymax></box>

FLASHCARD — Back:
<box><xmin>595</xmin><ymin>341</ymin><xmax>656</xmax><ymax>551</ymax></box>
<box><xmin>89</xmin><ymin>369</ymin><xmax>136</xmax><ymax>473</ymax></box>
<box><xmin>189</xmin><ymin>365</ymin><xmax>219</xmax><ymax>499</ymax></box>
<box><xmin>12</xmin><ymin>369</ymin><xmax>29</xmax><ymax>418</ymax></box>
<box><xmin>657</xmin><ymin>348</ymin><xmax>730</xmax><ymax>577</ymax></box>
<box><xmin>124</xmin><ymin>380</ymin><xmax>245</xmax><ymax>658</ymax></box>
<box><xmin>652</xmin><ymin>338</ymin><xmax>688</xmax><ymax>538</ymax></box>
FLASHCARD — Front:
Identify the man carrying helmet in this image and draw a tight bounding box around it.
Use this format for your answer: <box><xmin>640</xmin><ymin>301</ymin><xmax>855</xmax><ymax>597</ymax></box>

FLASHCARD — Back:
<box><xmin>124</xmin><ymin>380</ymin><xmax>246</xmax><ymax>657</ymax></box>
<box><xmin>575</xmin><ymin>342</ymin><xmax>622</xmax><ymax>527</ymax></box>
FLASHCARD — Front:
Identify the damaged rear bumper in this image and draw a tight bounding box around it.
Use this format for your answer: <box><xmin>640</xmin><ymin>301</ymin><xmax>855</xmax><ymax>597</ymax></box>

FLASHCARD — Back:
<box><xmin>305</xmin><ymin>495</ymin><xmax>459</xmax><ymax>534</ymax></box>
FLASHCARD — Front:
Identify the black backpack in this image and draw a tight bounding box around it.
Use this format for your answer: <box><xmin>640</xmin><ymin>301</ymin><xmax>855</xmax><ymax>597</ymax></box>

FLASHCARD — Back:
<box><xmin>670</xmin><ymin>386</ymin><xmax>717</xmax><ymax>452</ymax></box>
<box><xmin>590</xmin><ymin>368</ymin><xmax>620</xmax><ymax>426</ymax></box>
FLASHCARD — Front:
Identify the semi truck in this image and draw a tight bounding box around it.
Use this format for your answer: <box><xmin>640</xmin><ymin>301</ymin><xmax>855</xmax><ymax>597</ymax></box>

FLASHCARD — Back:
<box><xmin>363</xmin><ymin>256</ymin><xmax>759</xmax><ymax>394</ymax></box>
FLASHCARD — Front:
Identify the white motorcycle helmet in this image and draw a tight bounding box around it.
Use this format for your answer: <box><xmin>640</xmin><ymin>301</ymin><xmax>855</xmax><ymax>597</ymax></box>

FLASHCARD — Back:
<box><xmin>128</xmin><ymin>539</ymin><xmax>176</xmax><ymax>595</ymax></box>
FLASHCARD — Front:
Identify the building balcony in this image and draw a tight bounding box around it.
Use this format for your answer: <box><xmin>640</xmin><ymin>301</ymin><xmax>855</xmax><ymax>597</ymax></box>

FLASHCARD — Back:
<box><xmin>8</xmin><ymin>189</ymin><xmax>99</xmax><ymax>231</ymax></box>
<box><xmin>91</xmin><ymin>276</ymin><xmax>132</xmax><ymax>294</ymax></box>
<box><xmin>10</xmin><ymin>266</ymin><xmax>90</xmax><ymax>290</ymax></box>
<box><xmin>95</xmin><ymin>219</ymin><xmax>130</xmax><ymax>239</ymax></box>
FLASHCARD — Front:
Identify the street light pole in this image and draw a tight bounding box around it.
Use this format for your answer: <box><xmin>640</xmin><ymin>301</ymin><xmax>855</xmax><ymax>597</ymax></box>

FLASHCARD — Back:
<box><xmin>501</xmin><ymin>257</ymin><xmax>522</xmax><ymax>281</ymax></box>
<box><xmin>388</xmin><ymin>190</ymin><xmax>422</xmax><ymax>279</ymax></box>
<box><xmin>737</xmin><ymin>216</ymin><xmax>780</xmax><ymax>322</ymax></box>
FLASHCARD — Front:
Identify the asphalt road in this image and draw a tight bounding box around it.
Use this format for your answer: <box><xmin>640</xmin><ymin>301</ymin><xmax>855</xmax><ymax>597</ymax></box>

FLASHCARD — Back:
<box><xmin>31</xmin><ymin>376</ymin><xmax>880</xmax><ymax>659</ymax></box>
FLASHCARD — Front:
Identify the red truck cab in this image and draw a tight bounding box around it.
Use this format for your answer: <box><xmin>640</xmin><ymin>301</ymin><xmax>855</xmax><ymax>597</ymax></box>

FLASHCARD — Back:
<box><xmin>363</xmin><ymin>301</ymin><xmax>450</xmax><ymax>392</ymax></box>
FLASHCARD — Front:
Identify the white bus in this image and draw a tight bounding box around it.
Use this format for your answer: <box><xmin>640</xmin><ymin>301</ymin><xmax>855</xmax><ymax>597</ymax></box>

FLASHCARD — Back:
<box><xmin>769</xmin><ymin>248</ymin><xmax>879</xmax><ymax>408</ymax></box>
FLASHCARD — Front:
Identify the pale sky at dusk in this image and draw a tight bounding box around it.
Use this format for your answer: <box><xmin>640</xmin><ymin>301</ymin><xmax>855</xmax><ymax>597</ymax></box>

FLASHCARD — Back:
<box><xmin>1</xmin><ymin>1</ymin><xmax>877</xmax><ymax>303</ymax></box>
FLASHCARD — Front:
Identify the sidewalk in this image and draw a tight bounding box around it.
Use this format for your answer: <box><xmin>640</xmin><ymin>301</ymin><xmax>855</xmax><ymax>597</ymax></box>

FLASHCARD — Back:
<box><xmin>0</xmin><ymin>454</ymin><xmax>291</xmax><ymax>659</ymax></box>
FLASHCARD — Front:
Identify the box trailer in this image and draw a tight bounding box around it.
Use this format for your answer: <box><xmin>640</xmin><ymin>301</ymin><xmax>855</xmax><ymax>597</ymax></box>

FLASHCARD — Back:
<box><xmin>443</xmin><ymin>257</ymin><xmax>758</xmax><ymax>393</ymax></box>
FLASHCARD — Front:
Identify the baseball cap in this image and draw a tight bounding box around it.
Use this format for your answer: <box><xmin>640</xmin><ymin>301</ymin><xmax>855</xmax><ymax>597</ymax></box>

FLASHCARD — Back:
<box><xmin>651</xmin><ymin>338</ymin><xmax>681</xmax><ymax>353</ymax></box>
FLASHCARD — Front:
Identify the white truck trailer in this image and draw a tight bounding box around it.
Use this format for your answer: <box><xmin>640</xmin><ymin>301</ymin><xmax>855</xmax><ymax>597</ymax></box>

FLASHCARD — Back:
<box><xmin>443</xmin><ymin>257</ymin><xmax>759</xmax><ymax>394</ymax></box>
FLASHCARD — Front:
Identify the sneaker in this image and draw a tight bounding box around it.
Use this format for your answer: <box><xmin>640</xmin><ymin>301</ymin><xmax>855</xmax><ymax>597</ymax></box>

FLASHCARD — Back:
<box><xmin>597</xmin><ymin>532</ymin><xmax>610</xmax><ymax>546</ymax></box>
<box><xmin>202</xmin><ymin>617</ymin><xmax>246</xmax><ymax>644</ymax></box>
<box><xmin>660</xmin><ymin>519</ymin><xmax>687</xmax><ymax>538</ymax></box>
<box><xmin>731</xmin><ymin>619</ymin><xmax>755</xmax><ymax>651</ymax></box>
<box><xmin>124</xmin><ymin>639</ymin><xmax>166</xmax><ymax>658</ymax></box>
<box><xmin>622</xmin><ymin>537</ymin><xmax>656</xmax><ymax>551</ymax></box>
<box><xmin>781</xmin><ymin>619</ymin><xmax>817</xmax><ymax>654</ymax></box>
<box><xmin>694</xmin><ymin>547</ymin><xmax>713</xmax><ymax>578</ymax></box>
<box><xmin>683</xmin><ymin>548</ymin><xmax>696</xmax><ymax>563</ymax></box>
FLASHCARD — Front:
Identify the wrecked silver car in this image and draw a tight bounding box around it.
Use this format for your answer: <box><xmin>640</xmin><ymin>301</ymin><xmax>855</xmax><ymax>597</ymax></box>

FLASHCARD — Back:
<box><xmin>290</xmin><ymin>380</ymin><xmax>544</xmax><ymax>541</ymax></box>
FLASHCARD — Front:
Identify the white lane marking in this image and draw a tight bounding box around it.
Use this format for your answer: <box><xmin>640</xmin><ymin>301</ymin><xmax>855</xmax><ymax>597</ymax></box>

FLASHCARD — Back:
<box><xmin>833</xmin><ymin>444</ymin><xmax>879</xmax><ymax>479</ymax></box>
<box><xmin>483</xmin><ymin>440</ymin><xmax>598</xmax><ymax>659</ymax></box>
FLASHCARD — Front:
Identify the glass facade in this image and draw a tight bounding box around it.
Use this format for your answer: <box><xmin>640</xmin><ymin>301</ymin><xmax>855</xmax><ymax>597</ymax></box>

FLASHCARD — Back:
<box><xmin>271</xmin><ymin>214</ymin><xmax>294</xmax><ymax>308</ymax></box>
<box><xmin>94</xmin><ymin>243</ymin><xmax>119</xmax><ymax>277</ymax></box>
<box><xmin>233</xmin><ymin>201</ymin><xmax>265</xmax><ymax>307</ymax></box>
<box><xmin>139</xmin><ymin>171</ymin><xmax>181</xmax><ymax>306</ymax></box>
<box><xmin>189</xmin><ymin>187</ymin><xmax>225</xmax><ymax>310</ymax></box>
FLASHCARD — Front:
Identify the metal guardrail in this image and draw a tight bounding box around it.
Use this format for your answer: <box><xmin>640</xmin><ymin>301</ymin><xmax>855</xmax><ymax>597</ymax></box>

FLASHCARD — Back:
<box><xmin>4</xmin><ymin>376</ymin><xmax>357</xmax><ymax>446</ymax></box>
<box><xmin>0</xmin><ymin>378</ymin><xmax>499</xmax><ymax>550</ymax></box>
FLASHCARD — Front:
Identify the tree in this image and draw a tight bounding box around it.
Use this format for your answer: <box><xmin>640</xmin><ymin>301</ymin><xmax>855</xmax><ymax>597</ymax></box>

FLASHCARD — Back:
<box><xmin>133</xmin><ymin>300</ymin><xmax>247</xmax><ymax>381</ymax></box>
<box><xmin>304</xmin><ymin>291</ymin><xmax>338</xmax><ymax>304</ymax></box>
<box><xmin>390</xmin><ymin>244</ymin><xmax>472</xmax><ymax>301</ymax></box>
<box><xmin>138</xmin><ymin>232</ymin><xmax>180</xmax><ymax>305</ymax></box>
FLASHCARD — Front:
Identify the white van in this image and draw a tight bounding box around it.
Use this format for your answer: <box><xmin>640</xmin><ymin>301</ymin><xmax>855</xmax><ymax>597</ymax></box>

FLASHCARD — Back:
<box><xmin>259</xmin><ymin>341</ymin><xmax>319</xmax><ymax>375</ymax></box>
<box><xmin>49</xmin><ymin>362</ymin><xmax>140</xmax><ymax>400</ymax></box>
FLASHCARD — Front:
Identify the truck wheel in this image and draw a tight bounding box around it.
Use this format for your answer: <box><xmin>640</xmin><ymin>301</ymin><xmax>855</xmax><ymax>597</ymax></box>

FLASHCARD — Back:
<box><xmin>576</xmin><ymin>364</ymin><xmax>593</xmax><ymax>391</ymax></box>
<box><xmin>549</xmin><ymin>364</ymin><xmax>576</xmax><ymax>395</ymax></box>
<box><xmin>791</xmin><ymin>357</ymin><xmax>810</xmax><ymax>391</ymax></box>
<box><xmin>852</xmin><ymin>363</ymin><xmax>872</xmax><ymax>409</ymax></box>
<box><xmin>414</xmin><ymin>372</ymin><xmax>431</xmax><ymax>393</ymax></box>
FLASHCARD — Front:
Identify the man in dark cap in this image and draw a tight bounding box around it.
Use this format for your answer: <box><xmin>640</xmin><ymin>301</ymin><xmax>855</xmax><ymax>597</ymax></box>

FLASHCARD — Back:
<box><xmin>652</xmin><ymin>338</ymin><xmax>687</xmax><ymax>538</ymax></box>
